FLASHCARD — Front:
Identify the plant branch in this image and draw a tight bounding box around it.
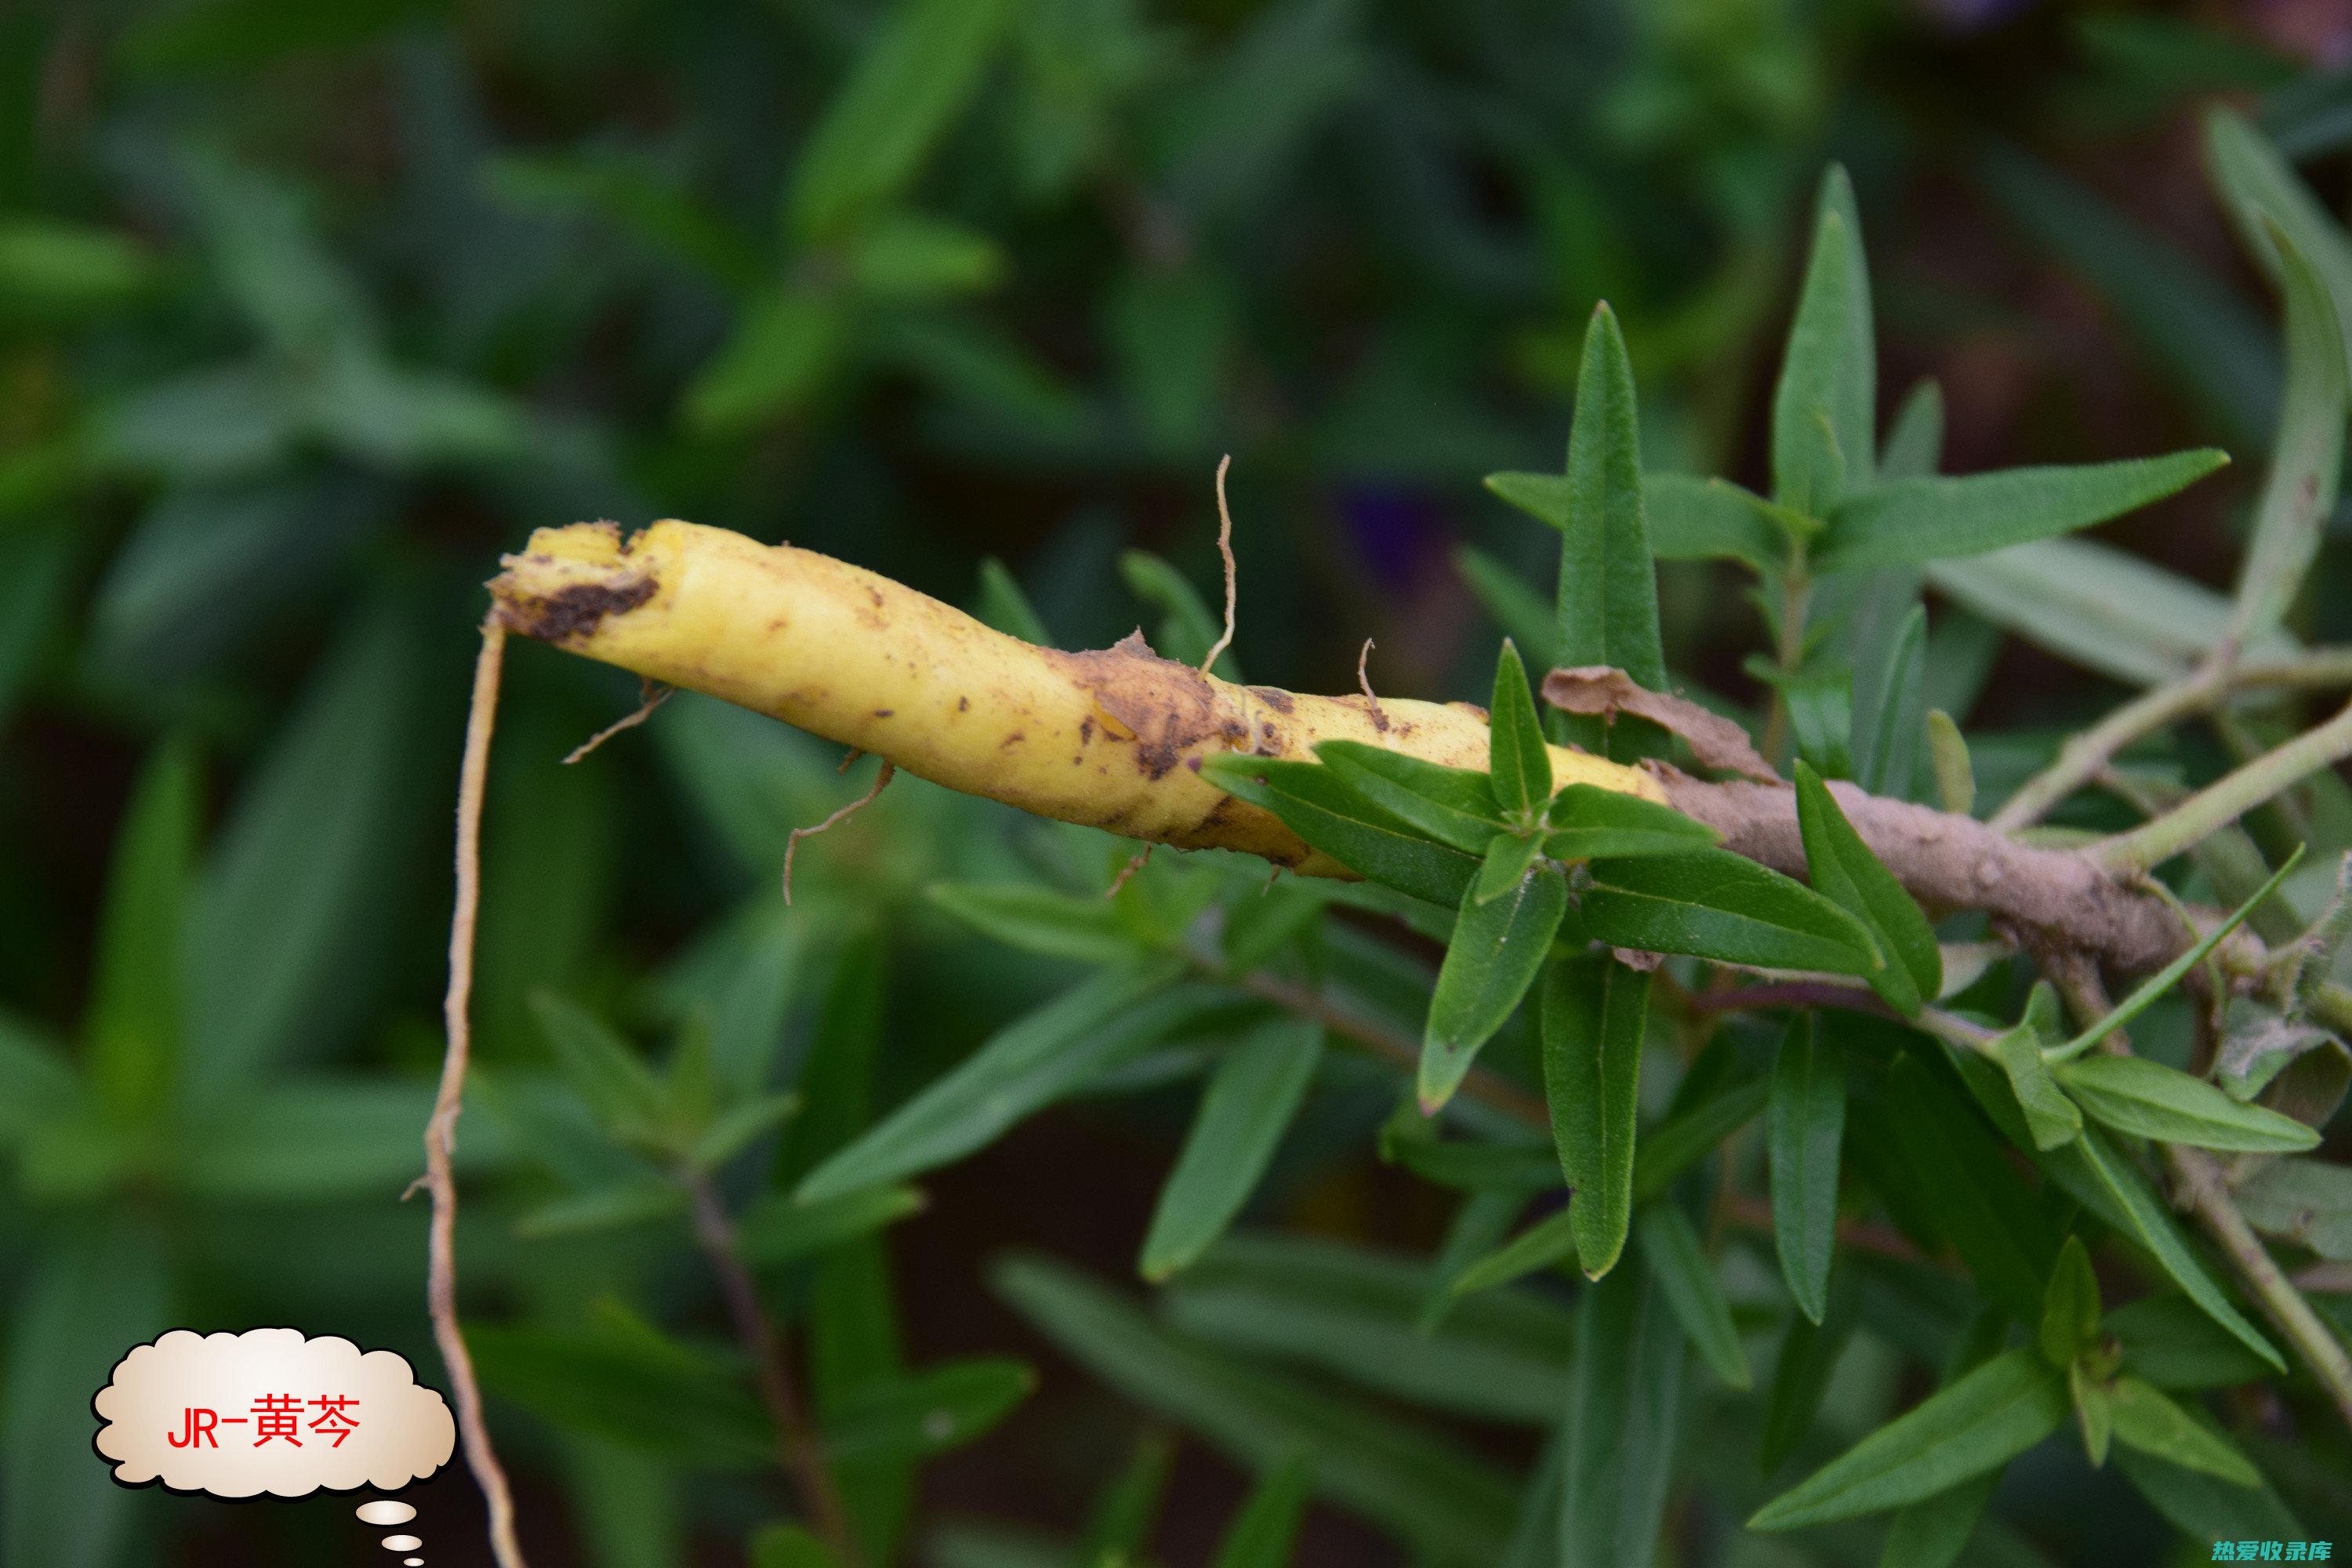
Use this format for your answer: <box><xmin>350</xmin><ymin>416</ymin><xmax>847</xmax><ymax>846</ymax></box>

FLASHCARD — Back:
<box><xmin>421</xmin><ymin>619</ymin><xmax>528</xmax><ymax>1568</ymax></box>
<box><xmin>2044</xmin><ymin>963</ymin><xmax>2352</xmax><ymax>1436</ymax></box>
<box><xmin>2095</xmin><ymin>699</ymin><xmax>2352</xmax><ymax>876</ymax></box>
<box><xmin>1991</xmin><ymin>647</ymin><xmax>2352</xmax><ymax>833</ymax></box>
<box><xmin>684</xmin><ymin>1174</ymin><xmax>856</xmax><ymax>1559</ymax></box>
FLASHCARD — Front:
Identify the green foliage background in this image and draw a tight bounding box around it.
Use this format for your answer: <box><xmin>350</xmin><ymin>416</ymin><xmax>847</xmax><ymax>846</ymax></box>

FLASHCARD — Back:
<box><xmin>3</xmin><ymin>1</ymin><xmax>2351</xmax><ymax>1564</ymax></box>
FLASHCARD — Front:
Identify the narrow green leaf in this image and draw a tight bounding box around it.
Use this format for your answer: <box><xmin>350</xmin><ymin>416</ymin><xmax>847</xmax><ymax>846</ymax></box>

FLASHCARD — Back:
<box><xmin>514</xmin><ymin>1180</ymin><xmax>688</xmax><ymax>1240</ymax></box>
<box><xmin>2053</xmin><ymin>1127</ymin><xmax>2283</xmax><ymax>1370</ymax></box>
<box><xmin>2230</xmin><ymin>217</ymin><xmax>2347</xmax><ymax>645</ymax></box>
<box><xmin>2205</xmin><ymin>106</ymin><xmax>2352</xmax><ymax>379</ymax></box>
<box><xmin>531</xmin><ymin>990</ymin><xmax>668</xmax><ymax>1140</ymax></box>
<box><xmin>1854</xmin><ymin>604</ymin><xmax>1926</xmax><ymax>798</ymax></box>
<box><xmin>750</xmin><ymin>1523</ymin><xmax>841</xmax><ymax>1568</ymax></box>
<box><xmin>1544</xmin><ymin>782</ymin><xmax>1719</xmax><ymax>864</ymax></box>
<box><xmin>1555</xmin><ymin>303</ymin><xmax>1667</xmax><ymax>756</ymax></box>
<box><xmin>1580</xmin><ymin>847</ymin><xmax>1881</xmax><ymax>976</ymax></box>
<box><xmin>2113</xmin><ymin>1441</ymin><xmax>2304</xmax><ymax>1543</ymax></box>
<box><xmin>1994</xmin><ymin>1017</ymin><xmax>2083</xmax><ymax>1152</ymax></box>
<box><xmin>684</xmin><ymin>286</ymin><xmax>850</xmax><ymax>433</ymax></box>
<box><xmin>1636</xmin><ymin>1203</ymin><xmax>1751</xmax><ymax>1388</ymax></box>
<box><xmin>86</xmin><ymin>742</ymin><xmax>198</xmax><ymax>1120</ymax></box>
<box><xmin>993</xmin><ymin>1255</ymin><xmax>1517</xmax><ymax>1560</ymax></box>
<box><xmin>1420</xmin><ymin>1189</ymin><xmax>1527</xmax><ymax>1333</ymax></box>
<box><xmin>1541</xmin><ymin>954</ymin><xmax>1650</xmax><ymax>1279</ymax></box>
<box><xmin>1164</xmin><ymin>1233</ymin><xmax>1576</xmax><ymax>1424</ymax></box>
<box><xmin>1486</xmin><ymin>640</ymin><xmax>1552</xmax><ymax>819</ymax></box>
<box><xmin>1639</xmin><ymin>474</ymin><xmax>1785</xmax><ymax>569</ymax></box>
<box><xmin>2107</xmin><ymin>1376</ymin><xmax>2260</xmax><ymax>1486</ymax></box>
<box><xmin>787</xmin><ymin>0</ymin><xmax>1017</xmax><ymax>239</ymax></box>
<box><xmin>1142</xmin><ymin>1019</ymin><xmax>1323</xmax><ymax>1279</ymax></box>
<box><xmin>975</xmin><ymin>557</ymin><xmax>1051</xmax><ymax>644</ymax></box>
<box><xmin>1421</xmin><ymin>866</ymin><xmax>1566</xmax><ymax>1112</ymax></box>
<box><xmin>1794</xmin><ymin>761</ymin><xmax>1939</xmax><ymax>1014</ymax></box>
<box><xmin>1773</xmin><ymin>167</ymin><xmax>1875</xmax><ymax>517</ymax></box>
<box><xmin>2054</xmin><ymin>1056</ymin><xmax>2319</xmax><ymax>1153</ymax></box>
<box><xmin>1768</xmin><ymin>1012</ymin><xmax>1846</xmax><ymax>1323</ymax></box>
<box><xmin>1454</xmin><ymin>544</ymin><xmax>1563</xmax><ymax>671</ymax></box>
<box><xmin>1819</xmin><ymin>450</ymin><xmax>2230</xmax><ymax>572</ymax></box>
<box><xmin>1200</xmin><ymin>754</ymin><xmax>1477</xmax><ymax>906</ymax></box>
<box><xmin>1885</xmin><ymin>1054</ymin><xmax>2060</xmax><ymax>1326</ymax></box>
<box><xmin>1120</xmin><ymin>549</ymin><xmax>1240</xmax><ymax>680</ymax></box>
<box><xmin>822</xmin><ymin>1359</ymin><xmax>1034</xmax><ymax>1464</ymax></box>
<box><xmin>1472</xmin><ymin>831</ymin><xmax>1547</xmax><ymax>905</ymax></box>
<box><xmin>2109</xmin><ymin>1294</ymin><xmax>2277</xmax><ymax>1391</ymax></box>
<box><xmin>1879</xmin><ymin>379</ymin><xmax>1945</xmax><ymax>481</ymax></box>
<box><xmin>2234</xmin><ymin>1156</ymin><xmax>2352</xmax><ymax>1261</ymax></box>
<box><xmin>2071</xmin><ymin>1360</ymin><xmax>2114</xmax><ymax>1466</ymax></box>
<box><xmin>1209</xmin><ymin>1454</ymin><xmax>1314</xmax><ymax>1568</ymax></box>
<box><xmin>1447</xmin><ymin>1207</ymin><xmax>1577</xmax><ymax>1298</ymax></box>
<box><xmin>1560</xmin><ymin>1265</ymin><xmax>1683</xmax><ymax>1566</ymax></box>
<box><xmin>1760</xmin><ymin>1269</ymin><xmax>1860</xmax><ymax>1472</ymax></box>
<box><xmin>1314</xmin><ymin>740</ymin><xmax>1503</xmax><ymax>854</ymax></box>
<box><xmin>1080</xmin><ymin>1432</ymin><xmax>1174</xmax><ymax>1564</ymax></box>
<box><xmin>1926</xmin><ymin>710</ymin><xmax>1976</xmax><ymax>816</ymax></box>
<box><xmin>737</xmin><ymin>1185</ymin><xmax>927</xmax><ymax>1269</ymax></box>
<box><xmin>927</xmin><ymin>883</ymin><xmax>1156</xmax><ymax>964</ymax></box>
<box><xmin>1750</xmin><ymin>1348</ymin><xmax>2068</xmax><ymax>1529</ymax></box>
<box><xmin>1877</xmin><ymin>1305</ymin><xmax>2008</xmax><ymax>1566</ymax></box>
<box><xmin>2040</xmin><ymin>1236</ymin><xmax>2103</xmax><ymax>1368</ymax></box>
<box><xmin>795</xmin><ymin>960</ymin><xmax>1196</xmax><ymax>1201</ymax></box>
<box><xmin>1633</xmin><ymin>1073</ymin><xmax>1770</xmax><ymax>1203</ymax></box>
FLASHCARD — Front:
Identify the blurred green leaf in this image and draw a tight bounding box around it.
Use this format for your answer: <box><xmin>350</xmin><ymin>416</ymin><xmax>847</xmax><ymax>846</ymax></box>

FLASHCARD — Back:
<box><xmin>1455</xmin><ymin>544</ymin><xmax>1566</xmax><ymax>670</ymax></box>
<box><xmin>85</xmin><ymin>740</ymin><xmax>198</xmax><ymax>1122</ymax></box>
<box><xmin>1759</xmin><ymin>1267</ymin><xmax>1860</xmax><ymax>1473</ymax></box>
<box><xmin>0</xmin><ymin>220</ymin><xmax>157</xmax><ymax>321</ymax></box>
<box><xmin>1767</xmin><ymin>1011</ymin><xmax>1845</xmax><ymax>1323</ymax></box>
<box><xmin>1118</xmin><ymin>548</ymin><xmax>1239</xmax><ymax>680</ymax></box>
<box><xmin>749</xmin><ymin>1523</ymin><xmax>842</xmax><ymax>1568</ymax></box>
<box><xmin>1636</xmin><ymin>1203</ymin><xmax>1750</xmax><ymax>1388</ymax></box>
<box><xmin>1560</xmin><ymin>1265</ymin><xmax>1682</xmax><ymax>1565</ymax></box>
<box><xmin>2106</xmin><ymin>1376</ymin><xmax>2259</xmax><ymax>1486</ymax></box>
<box><xmin>1164</xmin><ymin>1232</ymin><xmax>1574</xmax><ymax>1423</ymax></box>
<box><xmin>469</xmin><ymin>1316</ymin><xmax>774</xmax><ymax>1469</ymax></box>
<box><xmin>2038</xmin><ymin>1236</ymin><xmax>2102</xmax><ymax>1369</ymax></box>
<box><xmin>993</xmin><ymin>1254</ymin><xmax>1516</xmax><ymax>1560</ymax></box>
<box><xmin>1878</xmin><ymin>379</ymin><xmax>1944</xmax><ymax>481</ymax></box>
<box><xmin>684</xmin><ymin>286</ymin><xmax>850</xmax><ymax>434</ymax></box>
<box><xmin>1634</xmin><ymin>474</ymin><xmax>1784</xmax><ymax>571</ymax></box>
<box><xmin>928</xmin><ymin>882</ymin><xmax>1158</xmax><ymax>963</ymax></box>
<box><xmin>822</xmin><ymin>1358</ymin><xmax>1034</xmax><ymax>1463</ymax></box>
<box><xmin>975</xmin><ymin>557</ymin><xmax>1052</xmax><ymax>645</ymax></box>
<box><xmin>1447</xmin><ymin>1206</ymin><xmax>1577</xmax><ymax>1298</ymax></box>
<box><xmin>1817</xmin><ymin>450</ymin><xmax>2229</xmax><ymax>572</ymax></box>
<box><xmin>2109</xmin><ymin>1294</ymin><xmax>2277</xmax><ymax>1390</ymax></box>
<box><xmin>1884</xmin><ymin>1054</ymin><xmax>2058</xmax><ymax>1326</ymax></box>
<box><xmin>1208</xmin><ymin>1453</ymin><xmax>1313</xmax><ymax>1568</ymax></box>
<box><xmin>1541</xmin><ymin>953</ymin><xmax>1649</xmax><ymax>1279</ymax></box>
<box><xmin>788</xmin><ymin>0</ymin><xmax>1018</xmax><ymax>241</ymax></box>
<box><xmin>795</xmin><ymin>960</ymin><xmax>1199</xmax><ymax>1201</ymax></box>
<box><xmin>847</xmin><ymin>212</ymin><xmax>1004</xmax><ymax>299</ymax></box>
<box><xmin>2229</xmin><ymin>216</ymin><xmax>2347</xmax><ymax>647</ymax></box>
<box><xmin>1141</xmin><ymin>1018</ymin><xmax>1321</xmax><ymax>1279</ymax></box>
<box><xmin>1853</xmin><ymin>602</ymin><xmax>1925</xmax><ymax>799</ymax></box>
<box><xmin>737</xmin><ymin>1185</ymin><xmax>926</xmax><ymax>1269</ymax></box>
<box><xmin>2234</xmin><ymin>1157</ymin><xmax>2352</xmax><ymax>1261</ymax></box>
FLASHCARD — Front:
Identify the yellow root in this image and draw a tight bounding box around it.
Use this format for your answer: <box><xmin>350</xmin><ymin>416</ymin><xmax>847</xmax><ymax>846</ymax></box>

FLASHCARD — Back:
<box><xmin>488</xmin><ymin>520</ymin><xmax>1663</xmax><ymax>876</ymax></box>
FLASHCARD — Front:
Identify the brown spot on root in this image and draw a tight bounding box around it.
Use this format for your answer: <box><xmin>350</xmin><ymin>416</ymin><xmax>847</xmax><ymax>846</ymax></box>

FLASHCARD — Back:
<box><xmin>1079</xmin><ymin>717</ymin><xmax>1094</xmax><ymax>744</ymax></box>
<box><xmin>873</xmin><ymin>709</ymin><xmax>895</xmax><ymax>718</ymax></box>
<box><xmin>1054</xmin><ymin>637</ymin><xmax>1249</xmax><ymax>782</ymax></box>
<box><xmin>957</xmin><ymin>696</ymin><xmax>970</xmax><ymax>712</ymax></box>
<box><xmin>502</xmin><ymin>575</ymin><xmax>658</xmax><ymax>644</ymax></box>
<box><xmin>1250</xmin><ymin>686</ymin><xmax>1296</xmax><ymax>714</ymax></box>
<box><xmin>1001</xmin><ymin>731</ymin><xmax>1025</xmax><ymax>747</ymax></box>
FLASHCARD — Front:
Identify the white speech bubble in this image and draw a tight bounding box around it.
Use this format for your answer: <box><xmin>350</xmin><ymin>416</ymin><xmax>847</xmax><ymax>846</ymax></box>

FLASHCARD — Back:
<box><xmin>93</xmin><ymin>1329</ymin><xmax>454</xmax><ymax>1498</ymax></box>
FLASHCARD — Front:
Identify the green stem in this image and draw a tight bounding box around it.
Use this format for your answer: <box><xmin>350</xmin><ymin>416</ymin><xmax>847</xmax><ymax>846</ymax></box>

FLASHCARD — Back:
<box><xmin>1993</xmin><ymin>647</ymin><xmax>2352</xmax><ymax>833</ymax></box>
<box><xmin>2095</xmin><ymin>699</ymin><xmax>2352</xmax><ymax>876</ymax></box>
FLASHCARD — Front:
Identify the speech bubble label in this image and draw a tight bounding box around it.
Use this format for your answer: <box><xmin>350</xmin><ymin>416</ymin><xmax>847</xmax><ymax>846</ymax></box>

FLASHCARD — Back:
<box><xmin>93</xmin><ymin>1329</ymin><xmax>454</xmax><ymax>1499</ymax></box>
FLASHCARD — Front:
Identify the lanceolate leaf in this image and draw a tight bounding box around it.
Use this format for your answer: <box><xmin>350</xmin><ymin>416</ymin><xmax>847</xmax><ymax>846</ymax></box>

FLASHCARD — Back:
<box><xmin>1544</xmin><ymin>783</ymin><xmax>1719</xmax><ymax>863</ymax></box>
<box><xmin>1638</xmin><ymin>474</ymin><xmax>1785</xmax><ymax>570</ymax></box>
<box><xmin>1773</xmin><ymin>166</ymin><xmax>1875</xmax><ymax>518</ymax></box>
<box><xmin>1421</xmin><ymin>865</ymin><xmax>1567</xmax><ymax>1112</ymax></box>
<box><xmin>1486</xmin><ymin>641</ymin><xmax>1552</xmax><ymax>820</ymax></box>
<box><xmin>1885</xmin><ymin>1054</ymin><xmax>2060</xmax><ymax>1326</ymax></box>
<box><xmin>1555</xmin><ymin>303</ymin><xmax>1667</xmax><ymax>756</ymax></box>
<box><xmin>1749</xmin><ymin>1348</ymin><xmax>2069</xmax><ymax>1530</ymax></box>
<box><xmin>1448</xmin><ymin>1207</ymin><xmax>1577</xmax><ymax>1298</ymax></box>
<box><xmin>1853</xmin><ymin>603</ymin><xmax>1926</xmax><ymax>799</ymax></box>
<box><xmin>1768</xmin><ymin>1013</ymin><xmax>1846</xmax><ymax>1323</ymax></box>
<box><xmin>1541</xmin><ymin>954</ymin><xmax>1650</xmax><ymax>1279</ymax></box>
<box><xmin>927</xmin><ymin>883</ymin><xmax>1158</xmax><ymax>963</ymax></box>
<box><xmin>2228</xmin><ymin>217</ymin><xmax>2347</xmax><ymax>646</ymax></box>
<box><xmin>1473</xmin><ymin>831</ymin><xmax>1547</xmax><ymax>905</ymax></box>
<box><xmin>1994</xmin><ymin>1019</ymin><xmax>2083</xmax><ymax>1152</ymax></box>
<box><xmin>1560</xmin><ymin>1266</ymin><xmax>1683</xmax><ymax>1567</ymax></box>
<box><xmin>2039</xmin><ymin>1236</ymin><xmax>2103</xmax><ymax>1369</ymax></box>
<box><xmin>1636</xmin><ymin>1203</ymin><xmax>1751</xmax><ymax>1388</ymax></box>
<box><xmin>796</xmin><ymin>960</ymin><xmax>1201</xmax><ymax>1201</ymax></box>
<box><xmin>1793</xmin><ymin>762</ymin><xmax>1939</xmax><ymax>1014</ymax></box>
<box><xmin>1759</xmin><ymin>1269</ymin><xmax>1860</xmax><ymax>1472</ymax></box>
<box><xmin>2053</xmin><ymin>1056</ymin><xmax>2319</xmax><ymax>1153</ymax></box>
<box><xmin>2205</xmin><ymin>107</ymin><xmax>2352</xmax><ymax>373</ymax></box>
<box><xmin>2106</xmin><ymin>1377</ymin><xmax>2261</xmax><ymax>1487</ymax></box>
<box><xmin>1820</xmin><ymin>449</ymin><xmax>2230</xmax><ymax>572</ymax></box>
<box><xmin>1200</xmin><ymin>754</ymin><xmax>1477</xmax><ymax>906</ymax></box>
<box><xmin>1313</xmin><ymin>741</ymin><xmax>1503</xmax><ymax>853</ymax></box>
<box><xmin>2048</xmin><ymin>1128</ymin><xmax>2283</xmax><ymax>1371</ymax></box>
<box><xmin>1879</xmin><ymin>379</ymin><xmax>1944</xmax><ymax>481</ymax></box>
<box><xmin>1142</xmin><ymin>1019</ymin><xmax>1323</xmax><ymax>1280</ymax></box>
<box><xmin>1455</xmin><ymin>545</ymin><xmax>1564</xmax><ymax>671</ymax></box>
<box><xmin>1579</xmin><ymin>848</ymin><xmax>1881</xmax><ymax>977</ymax></box>
<box><xmin>1208</xmin><ymin>1454</ymin><xmax>1314</xmax><ymax>1568</ymax></box>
